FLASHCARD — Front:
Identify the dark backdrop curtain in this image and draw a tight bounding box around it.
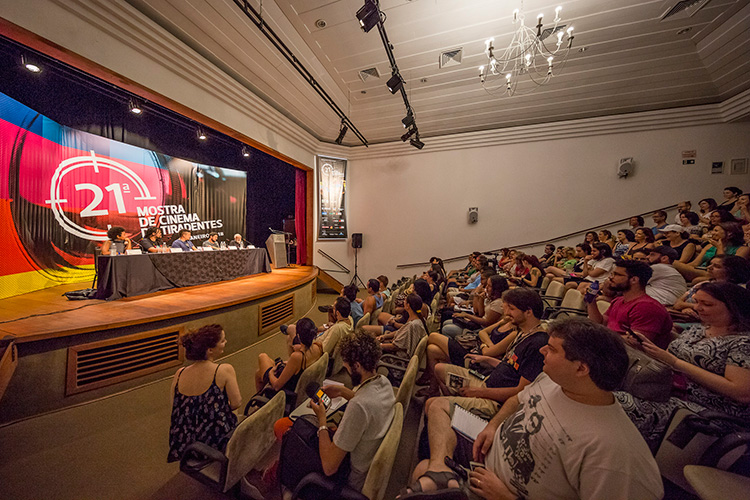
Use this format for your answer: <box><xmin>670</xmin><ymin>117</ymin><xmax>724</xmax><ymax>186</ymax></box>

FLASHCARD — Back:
<box><xmin>295</xmin><ymin>169</ymin><xmax>307</xmax><ymax>265</ymax></box>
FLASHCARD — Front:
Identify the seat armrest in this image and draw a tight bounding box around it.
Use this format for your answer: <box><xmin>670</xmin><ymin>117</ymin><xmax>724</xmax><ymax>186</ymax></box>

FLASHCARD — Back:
<box><xmin>244</xmin><ymin>394</ymin><xmax>270</xmax><ymax>415</ymax></box>
<box><xmin>699</xmin><ymin>432</ymin><xmax>750</xmax><ymax>468</ymax></box>
<box><xmin>180</xmin><ymin>441</ymin><xmax>228</xmax><ymax>470</ymax></box>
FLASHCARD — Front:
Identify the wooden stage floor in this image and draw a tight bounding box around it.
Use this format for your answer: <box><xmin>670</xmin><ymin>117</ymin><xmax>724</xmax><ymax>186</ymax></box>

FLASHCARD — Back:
<box><xmin>0</xmin><ymin>266</ymin><xmax>318</xmax><ymax>343</ymax></box>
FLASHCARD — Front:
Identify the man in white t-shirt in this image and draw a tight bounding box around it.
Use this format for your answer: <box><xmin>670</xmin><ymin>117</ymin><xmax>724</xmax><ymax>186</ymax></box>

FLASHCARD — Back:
<box><xmin>645</xmin><ymin>246</ymin><xmax>687</xmax><ymax>306</ymax></box>
<box><xmin>310</xmin><ymin>331</ymin><xmax>395</xmax><ymax>492</ymax></box>
<box><xmin>404</xmin><ymin>318</ymin><xmax>663</xmax><ymax>500</ymax></box>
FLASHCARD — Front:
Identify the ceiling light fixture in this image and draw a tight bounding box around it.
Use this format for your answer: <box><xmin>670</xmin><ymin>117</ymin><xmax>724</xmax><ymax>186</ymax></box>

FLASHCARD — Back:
<box><xmin>401</xmin><ymin>127</ymin><xmax>417</xmax><ymax>142</ymax></box>
<box><xmin>410</xmin><ymin>136</ymin><xmax>425</xmax><ymax>150</ymax></box>
<box><xmin>402</xmin><ymin>111</ymin><xmax>415</xmax><ymax>129</ymax></box>
<box><xmin>335</xmin><ymin>120</ymin><xmax>348</xmax><ymax>145</ymax></box>
<box><xmin>479</xmin><ymin>4</ymin><xmax>576</xmax><ymax>96</ymax></box>
<box><xmin>356</xmin><ymin>0</ymin><xmax>381</xmax><ymax>33</ymax></box>
<box><xmin>197</xmin><ymin>128</ymin><xmax>207</xmax><ymax>141</ymax></box>
<box><xmin>387</xmin><ymin>73</ymin><xmax>404</xmax><ymax>94</ymax></box>
<box><xmin>21</xmin><ymin>54</ymin><xmax>41</xmax><ymax>73</ymax></box>
<box><xmin>242</xmin><ymin>146</ymin><xmax>250</xmax><ymax>157</ymax></box>
<box><xmin>128</xmin><ymin>99</ymin><xmax>142</xmax><ymax>115</ymax></box>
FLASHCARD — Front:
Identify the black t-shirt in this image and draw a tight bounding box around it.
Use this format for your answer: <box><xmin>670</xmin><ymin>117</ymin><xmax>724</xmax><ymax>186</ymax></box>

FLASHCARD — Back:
<box><xmin>485</xmin><ymin>330</ymin><xmax>548</xmax><ymax>389</ymax></box>
<box><xmin>140</xmin><ymin>238</ymin><xmax>160</xmax><ymax>252</ymax></box>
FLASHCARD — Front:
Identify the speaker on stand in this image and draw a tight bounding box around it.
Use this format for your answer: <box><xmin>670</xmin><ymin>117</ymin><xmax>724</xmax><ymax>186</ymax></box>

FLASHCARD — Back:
<box><xmin>350</xmin><ymin>233</ymin><xmax>365</xmax><ymax>288</ymax></box>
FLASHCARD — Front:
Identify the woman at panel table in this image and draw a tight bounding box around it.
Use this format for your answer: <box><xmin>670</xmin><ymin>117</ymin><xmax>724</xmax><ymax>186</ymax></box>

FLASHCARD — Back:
<box><xmin>101</xmin><ymin>226</ymin><xmax>132</xmax><ymax>255</ymax></box>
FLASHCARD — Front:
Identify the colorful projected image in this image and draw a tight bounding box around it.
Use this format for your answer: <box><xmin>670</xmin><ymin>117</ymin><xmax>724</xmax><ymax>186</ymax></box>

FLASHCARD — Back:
<box><xmin>0</xmin><ymin>92</ymin><xmax>247</xmax><ymax>299</ymax></box>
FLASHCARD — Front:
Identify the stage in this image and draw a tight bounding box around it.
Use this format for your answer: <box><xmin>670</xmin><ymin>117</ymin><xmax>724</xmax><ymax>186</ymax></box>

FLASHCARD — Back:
<box><xmin>0</xmin><ymin>266</ymin><xmax>318</xmax><ymax>424</ymax></box>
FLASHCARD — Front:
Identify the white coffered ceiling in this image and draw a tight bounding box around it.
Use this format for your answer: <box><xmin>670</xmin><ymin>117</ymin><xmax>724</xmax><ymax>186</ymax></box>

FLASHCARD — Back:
<box><xmin>124</xmin><ymin>0</ymin><xmax>750</xmax><ymax>146</ymax></box>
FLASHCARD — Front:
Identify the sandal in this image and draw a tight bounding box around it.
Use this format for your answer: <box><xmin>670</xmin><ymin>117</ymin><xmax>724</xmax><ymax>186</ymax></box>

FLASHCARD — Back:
<box><xmin>398</xmin><ymin>470</ymin><xmax>461</xmax><ymax>498</ymax></box>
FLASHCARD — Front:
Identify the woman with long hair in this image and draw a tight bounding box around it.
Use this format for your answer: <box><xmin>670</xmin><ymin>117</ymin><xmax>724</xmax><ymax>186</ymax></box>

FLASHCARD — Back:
<box><xmin>377</xmin><ymin>293</ymin><xmax>429</xmax><ymax>357</ymax></box>
<box><xmin>598</xmin><ymin>229</ymin><xmax>616</xmax><ymax>249</ymax></box>
<box><xmin>168</xmin><ymin>324</ymin><xmax>241</xmax><ymax>462</ymax></box>
<box><xmin>718</xmin><ymin>186</ymin><xmax>742</xmax><ymax>209</ymax></box>
<box><xmin>697</xmin><ymin>198</ymin><xmax>718</xmax><ymax>226</ymax></box>
<box><xmin>613</xmin><ymin>229</ymin><xmax>636</xmax><ymax>257</ymax></box>
<box><xmin>672</xmin><ymin>256</ymin><xmax>750</xmax><ymax>317</ymax></box>
<box><xmin>583</xmin><ymin>231</ymin><xmax>599</xmax><ymax>246</ymax></box>
<box><xmin>626</xmin><ymin>227</ymin><xmax>656</xmax><ymax>256</ymax></box>
<box><xmin>441</xmin><ymin>275</ymin><xmax>508</xmax><ymax>337</ymax></box>
<box><xmin>617</xmin><ymin>282</ymin><xmax>750</xmax><ymax>451</ymax></box>
<box><xmin>674</xmin><ymin>222</ymin><xmax>750</xmax><ymax>283</ymax></box>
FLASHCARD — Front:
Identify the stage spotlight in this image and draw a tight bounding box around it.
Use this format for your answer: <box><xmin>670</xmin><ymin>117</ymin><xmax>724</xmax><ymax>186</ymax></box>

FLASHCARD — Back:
<box><xmin>401</xmin><ymin>127</ymin><xmax>416</xmax><ymax>142</ymax></box>
<box><xmin>128</xmin><ymin>99</ymin><xmax>142</xmax><ymax>115</ymax></box>
<box><xmin>410</xmin><ymin>137</ymin><xmax>425</xmax><ymax>150</ymax></box>
<box><xmin>242</xmin><ymin>146</ymin><xmax>250</xmax><ymax>157</ymax></box>
<box><xmin>356</xmin><ymin>0</ymin><xmax>380</xmax><ymax>33</ymax></box>
<box><xmin>197</xmin><ymin>128</ymin><xmax>207</xmax><ymax>141</ymax></box>
<box><xmin>387</xmin><ymin>73</ymin><xmax>403</xmax><ymax>94</ymax></box>
<box><xmin>402</xmin><ymin>111</ymin><xmax>414</xmax><ymax>129</ymax></box>
<box><xmin>21</xmin><ymin>54</ymin><xmax>41</xmax><ymax>73</ymax></box>
<box><xmin>335</xmin><ymin>120</ymin><xmax>348</xmax><ymax>145</ymax></box>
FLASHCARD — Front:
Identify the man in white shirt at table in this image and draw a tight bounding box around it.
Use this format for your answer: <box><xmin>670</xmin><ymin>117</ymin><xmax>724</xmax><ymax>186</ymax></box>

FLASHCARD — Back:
<box><xmin>202</xmin><ymin>232</ymin><xmax>220</xmax><ymax>250</ymax></box>
<box><xmin>171</xmin><ymin>230</ymin><xmax>195</xmax><ymax>251</ymax></box>
<box><xmin>403</xmin><ymin>317</ymin><xmax>663</xmax><ymax>500</ymax></box>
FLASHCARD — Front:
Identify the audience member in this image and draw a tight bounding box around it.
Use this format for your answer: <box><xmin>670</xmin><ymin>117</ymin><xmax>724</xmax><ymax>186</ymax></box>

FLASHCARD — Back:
<box><xmin>377</xmin><ymin>293</ymin><xmax>428</xmax><ymax>357</ymax></box>
<box><xmin>441</xmin><ymin>273</ymin><xmax>505</xmax><ymax>337</ymax></box>
<box><xmin>168</xmin><ymin>324</ymin><xmax>240</xmax><ymax>462</ymax></box>
<box><xmin>587</xmin><ymin>259</ymin><xmax>673</xmax><ymax>348</ymax></box>
<box><xmin>673</xmin><ymin>222</ymin><xmax>750</xmax><ymax>283</ymax></box>
<box><xmin>625</xmin><ymin>227</ymin><xmax>656</xmax><ymax>256</ymax></box>
<box><xmin>672</xmin><ymin>255</ymin><xmax>750</xmax><ymax>318</ymax></box>
<box><xmin>510</xmin><ymin>254</ymin><xmax>544</xmax><ymax>288</ymax></box>
<box><xmin>679</xmin><ymin>211</ymin><xmax>703</xmax><ymax>237</ymax></box>
<box><xmin>404</xmin><ymin>318</ymin><xmax>662</xmax><ymax>500</ymax></box>
<box><xmin>583</xmin><ymin>231</ymin><xmax>599</xmax><ymax>245</ymax></box>
<box><xmin>651</xmin><ymin>210</ymin><xmax>668</xmax><ymax>239</ymax></box>
<box><xmin>697</xmin><ymin>197</ymin><xmax>718</xmax><ymax>226</ymax></box>
<box><xmin>674</xmin><ymin>200</ymin><xmax>692</xmax><ymax>223</ymax></box>
<box><xmin>254</xmin><ymin>317</ymin><xmax>323</xmax><ymax>394</ymax></box>
<box><xmin>658</xmin><ymin>224</ymin><xmax>696</xmax><ymax>262</ymax></box>
<box><xmin>645</xmin><ymin>246</ymin><xmax>687</xmax><ymax>306</ymax></box>
<box><xmin>598</xmin><ymin>229</ymin><xmax>616</xmax><ymax>249</ymax></box>
<box><xmin>377</xmin><ymin>275</ymin><xmax>390</xmax><ymax>299</ymax></box>
<box><xmin>356</xmin><ymin>278</ymin><xmax>380</xmax><ymax>317</ymax></box>
<box><xmin>171</xmin><ymin>229</ymin><xmax>196</xmax><ymax>251</ymax></box>
<box><xmin>538</xmin><ymin>244</ymin><xmax>556</xmax><ymax>268</ymax></box>
<box><xmin>617</xmin><ymin>282</ymin><xmax>750</xmax><ymax>451</ymax></box>
<box><xmin>140</xmin><ymin>227</ymin><xmax>163</xmax><ymax>253</ymax></box>
<box><xmin>343</xmin><ymin>284</ymin><xmax>364</xmax><ymax>327</ymax></box>
<box><xmin>425</xmin><ymin>289</ymin><xmax>546</xmax><ymax>416</ymax></box>
<box><xmin>545</xmin><ymin>243</ymin><xmax>591</xmax><ymax>282</ymax></box>
<box><xmin>202</xmin><ymin>232</ymin><xmax>220</xmax><ymax>249</ymax></box>
<box><xmin>629</xmin><ymin>215</ymin><xmax>645</xmax><ymax>230</ymax></box>
<box><xmin>377</xmin><ymin>278</ymin><xmax>432</xmax><ymax>330</ymax></box>
<box><xmin>101</xmin><ymin>226</ymin><xmax>132</xmax><ymax>255</ymax></box>
<box><xmin>613</xmin><ymin>229</ymin><xmax>636</xmax><ymax>257</ymax></box>
<box><xmin>572</xmin><ymin>242</ymin><xmax>614</xmax><ymax>292</ymax></box>
<box><xmin>718</xmin><ymin>186</ymin><xmax>742</xmax><ymax>209</ymax></box>
<box><xmin>309</xmin><ymin>332</ymin><xmax>395</xmax><ymax>492</ymax></box>
<box><xmin>708</xmin><ymin>208</ymin><xmax>737</xmax><ymax>228</ymax></box>
<box><xmin>736</xmin><ymin>192</ymin><xmax>750</xmax><ymax>222</ymax></box>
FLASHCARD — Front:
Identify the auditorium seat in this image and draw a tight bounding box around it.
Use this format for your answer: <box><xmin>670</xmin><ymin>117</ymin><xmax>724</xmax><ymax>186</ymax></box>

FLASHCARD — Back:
<box><xmin>684</xmin><ymin>465</ymin><xmax>750</xmax><ymax>500</ymax></box>
<box><xmin>355</xmin><ymin>313</ymin><xmax>371</xmax><ymax>333</ymax></box>
<box><xmin>291</xmin><ymin>403</ymin><xmax>404</xmax><ymax>500</ymax></box>
<box><xmin>394</xmin><ymin>355</ymin><xmax>419</xmax><ymax>417</ymax></box>
<box><xmin>539</xmin><ymin>281</ymin><xmax>566</xmax><ymax>309</ymax></box>
<box><xmin>370</xmin><ymin>306</ymin><xmax>382</xmax><ymax>325</ymax></box>
<box><xmin>378</xmin><ymin>336</ymin><xmax>428</xmax><ymax>386</ymax></box>
<box><xmin>180</xmin><ymin>391</ymin><xmax>285</xmax><ymax>496</ymax></box>
<box><xmin>543</xmin><ymin>289</ymin><xmax>586</xmax><ymax>320</ymax></box>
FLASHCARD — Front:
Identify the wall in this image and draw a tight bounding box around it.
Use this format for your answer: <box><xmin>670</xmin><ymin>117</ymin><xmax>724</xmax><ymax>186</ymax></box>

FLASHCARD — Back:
<box><xmin>315</xmin><ymin>121</ymin><xmax>750</xmax><ymax>284</ymax></box>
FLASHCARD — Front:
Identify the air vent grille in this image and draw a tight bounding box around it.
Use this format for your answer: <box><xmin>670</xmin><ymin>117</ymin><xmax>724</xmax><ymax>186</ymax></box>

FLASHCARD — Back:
<box><xmin>66</xmin><ymin>327</ymin><xmax>183</xmax><ymax>395</ymax></box>
<box><xmin>661</xmin><ymin>0</ymin><xmax>711</xmax><ymax>21</ymax></box>
<box><xmin>439</xmin><ymin>48</ymin><xmax>463</xmax><ymax>68</ymax></box>
<box><xmin>359</xmin><ymin>67</ymin><xmax>380</xmax><ymax>82</ymax></box>
<box><xmin>259</xmin><ymin>294</ymin><xmax>295</xmax><ymax>334</ymax></box>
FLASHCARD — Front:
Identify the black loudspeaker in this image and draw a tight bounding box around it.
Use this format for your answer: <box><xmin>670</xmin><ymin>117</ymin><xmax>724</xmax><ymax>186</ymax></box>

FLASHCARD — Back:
<box><xmin>351</xmin><ymin>233</ymin><xmax>363</xmax><ymax>249</ymax></box>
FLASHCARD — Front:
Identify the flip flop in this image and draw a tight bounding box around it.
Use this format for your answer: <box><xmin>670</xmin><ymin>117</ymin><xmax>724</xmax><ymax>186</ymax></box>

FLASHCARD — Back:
<box><xmin>398</xmin><ymin>470</ymin><xmax>461</xmax><ymax>499</ymax></box>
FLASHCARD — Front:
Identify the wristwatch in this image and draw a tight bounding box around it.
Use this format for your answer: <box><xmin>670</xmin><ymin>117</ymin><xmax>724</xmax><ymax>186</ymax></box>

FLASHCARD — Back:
<box><xmin>318</xmin><ymin>425</ymin><xmax>328</xmax><ymax>435</ymax></box>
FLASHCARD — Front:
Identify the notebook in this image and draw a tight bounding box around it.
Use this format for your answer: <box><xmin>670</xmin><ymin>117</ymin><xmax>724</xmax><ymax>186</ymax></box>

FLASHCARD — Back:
<box><xmin>451</xmin><ymin>404</ymin><xmax>488</xmax><ymax>441</ymax></box>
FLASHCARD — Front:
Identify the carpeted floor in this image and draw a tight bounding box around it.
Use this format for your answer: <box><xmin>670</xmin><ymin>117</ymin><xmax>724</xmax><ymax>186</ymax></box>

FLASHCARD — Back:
<box><xmin>0</xmin><ymin>288</ymin><xmax>423</xmax><ymax>500</ymax></box>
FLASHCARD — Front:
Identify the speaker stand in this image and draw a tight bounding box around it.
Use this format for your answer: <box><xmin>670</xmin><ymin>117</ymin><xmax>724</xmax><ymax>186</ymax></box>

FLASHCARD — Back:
<box><xmin>350</xmin><ymin>246</ymin><xmax>366</xmax><ymax>289</ymax></box>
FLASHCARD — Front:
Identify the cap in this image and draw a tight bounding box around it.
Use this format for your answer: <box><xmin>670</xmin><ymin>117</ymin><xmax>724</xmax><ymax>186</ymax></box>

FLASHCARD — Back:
<box><xmin>659</xmin><ymin>224</ymin><xmax>684</xmax><ymax>233</ymax></box>
<box><xmin>650</xmin><ymin>245</ymin><xmax>679</xmax><ymax>261</ymax></box>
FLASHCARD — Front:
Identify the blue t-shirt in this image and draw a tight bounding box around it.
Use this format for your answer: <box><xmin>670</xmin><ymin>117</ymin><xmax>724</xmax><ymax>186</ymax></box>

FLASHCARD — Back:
<box><xmin>464</xmin><ymin>274</ymin><xmax>482</xmax><ymax>290</ymax></box>
<box><xmin>350</xmin><ymin>300</ymin><xmax>364</xmax><ymax>326</ymax></box>
<box><xmin>172</xmin><ymin>239</ymin><xmax>195</xmax><ymax>251</ymax></box>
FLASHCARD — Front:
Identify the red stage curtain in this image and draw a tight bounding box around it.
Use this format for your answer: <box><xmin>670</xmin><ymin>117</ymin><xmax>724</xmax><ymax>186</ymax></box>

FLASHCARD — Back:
<box><xmin>295</xmin><ymin>169</ymin><xmax>307</xmax><ymax>265</ymax></box>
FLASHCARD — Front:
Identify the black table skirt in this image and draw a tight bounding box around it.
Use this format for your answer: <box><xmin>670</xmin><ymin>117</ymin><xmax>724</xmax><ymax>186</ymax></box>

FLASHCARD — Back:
<box><xmin>94</xmin><ymin>248</ymin><xmax>271</xmax><ymax>300</ymax></box>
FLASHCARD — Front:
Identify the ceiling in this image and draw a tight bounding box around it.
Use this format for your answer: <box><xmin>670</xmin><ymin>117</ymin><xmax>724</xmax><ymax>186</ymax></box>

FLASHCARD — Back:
<box><xmin>124</xmin><ymin>0</ymin><xmax>750</xmax><ymax>146</ymax></box>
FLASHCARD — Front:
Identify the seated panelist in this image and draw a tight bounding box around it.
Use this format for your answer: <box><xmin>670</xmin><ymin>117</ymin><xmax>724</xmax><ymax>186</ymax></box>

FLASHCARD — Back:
<box><xmin>140</xmin><ymin>227</ymin><xmax>163</xmax><ymax>253</ymax></box>
<box><xmin>202</xmin><ymin>232</ymin><xmax>220</xmax><ymax>250</ymax></box>
<box><xmin>171</xmin><ymin>229</ymin><xmax>196</xmax><ymax>251</ymax></box>
<box><xmin>101</xmin><ymin>226</ymin><xmax>132</xmax><ymax>255</ymax></box>
<box><xmin>229</xmin><ymin>233</ymin><xmax>245</xmax><ymax>248</ymax></box>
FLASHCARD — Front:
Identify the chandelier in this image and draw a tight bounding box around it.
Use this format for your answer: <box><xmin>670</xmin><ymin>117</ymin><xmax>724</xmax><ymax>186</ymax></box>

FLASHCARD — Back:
<box><xmin>479</xmin><ymin>4</ymin><xmax>575</xmax><ymax>96</ymax></box>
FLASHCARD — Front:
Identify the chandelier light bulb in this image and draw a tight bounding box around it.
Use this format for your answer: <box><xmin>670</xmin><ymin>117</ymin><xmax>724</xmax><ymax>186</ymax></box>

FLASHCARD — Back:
<box><xmin>567</xmin><ymin>26</ymin><xmax>574</xmax><ymax>34</ymax></box>
<box><xmin>512</xmin><ymin>9</ymin><xmax>519</xmax><ymax>22</ymax></box>
<box><xmin>525</xmin><ymin>53</ymin><xmax>531</xmax><ymax>66</ymax></box>
<box><xmin>537</xmin><ymin>13</ymin><xmax>544</xmax><ymax>20</ymax></box>
<box><xmin>547</xmin><ymin>56</ymin><xmax>554</xmax><ymax>64</ymax></box>
<box><xmin>506</xmin><ymin>73</ymin><xmax>512</xmax><ymax>80</ymax></box>
<box><xmin>555</xmin><ymin>6</ymin><xmax>562</xmax><ymax>21</ymax></box>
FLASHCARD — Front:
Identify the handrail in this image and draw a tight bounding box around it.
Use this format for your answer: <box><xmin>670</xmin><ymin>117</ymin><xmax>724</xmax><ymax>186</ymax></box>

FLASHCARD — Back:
<box><xmin>317</xmin><ymin>249</ymin><xmax>350</xmax><ymax>274</ymax></box>
<box><xmin>396</xmin><ymin>203</ymin><xmax>679</xmax><ymax>269</ymax></box>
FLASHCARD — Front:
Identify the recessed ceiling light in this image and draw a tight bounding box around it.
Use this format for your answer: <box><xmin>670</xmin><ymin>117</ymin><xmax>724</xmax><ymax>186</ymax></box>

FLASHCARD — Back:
<box><xmin>315</xmin><ymin>19</ymin><xmax>327</xmax><ymax>29</ymax></box>
<box><xmin>420</xmin><ymin>78</ymin><xmax>428</xmax><ymax>83</ymax></box>
<box><xmin>21</xmin><ymin>55</ymin><xmax>41</xmax><ymax>73</ymax></box>
<box><xmin>677</xmin><ymin>27</ymin><xmax>692</xmax><ymax>35</ymax></box>
<box><xmin>578</xmin><ymin>46</ymin><xmax>587</xmax><ymax>53</ymax></box>
<box><xmin>360</xmin><ymin>90</ymin><xmax>367</xmax><ymax>94</ymax></box>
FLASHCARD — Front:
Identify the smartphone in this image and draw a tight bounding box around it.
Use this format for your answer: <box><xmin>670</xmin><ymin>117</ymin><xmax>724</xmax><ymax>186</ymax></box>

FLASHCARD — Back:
<box><xmin>626</xmin><ymin>328</ymin><xmax>643</xmax><ymax>345</ymax></box>
<box><xmin>468</xmin><ymin>369</ymin><xmax>487</xmax><ymax>381</ymax></box>
<box><xmin>312</xmin><ymin>388</ymin><xmax>332</xmax><ymax>409</ymax></box>
<box><xmin>444</xmin><ymin>456</ymin><xmax>468</xmax><ymax>481</ymax></box>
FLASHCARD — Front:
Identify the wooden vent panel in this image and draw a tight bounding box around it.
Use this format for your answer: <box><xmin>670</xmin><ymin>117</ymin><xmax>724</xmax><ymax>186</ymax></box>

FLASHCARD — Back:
<box><xmin>66</xmin><ymin>326</ymin><xmax>184</xmax><ymax>395</ymax></box>
<box><xmin>259</xmin><ymin>294</ymin><xmax>295</xmax><ymax>335</ymax></box>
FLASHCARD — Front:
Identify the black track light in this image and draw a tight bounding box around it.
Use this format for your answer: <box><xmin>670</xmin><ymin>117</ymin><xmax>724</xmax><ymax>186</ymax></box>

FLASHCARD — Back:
<box><xmin>410</xmin><ymin>137</ymin><xmax>425</xmax><ymax>150</ymax></box>
<box><xmin>197</xmin><ymin>128</ymin><xmax>207</xmax><ymax>141</ymax></box>
<box><xmin>402</xmin><ymin>111</ymin><xmax>414</xmax><ymax>129</ymax></box>
<box><xmin>21</xmin><ymin>54</ymin><xmax>41</xmax><ymax>73</ymax></box>
<box><xmin>128</xmin><ymin>99</ymin><xmax>142</xmax><ymax>115</ymax></box>
<box><xmin>387</xmin><ymin>73</ymin><xmax>403</xmax><ymax>94</ymax></box>
<box><xmin>335</xmin><ymin>120</ymin><xmax>348</xmax><ymax>145</ymax></box>
<box><xmin>401</xmin><ymin>127</ymin><xmax>417</xmax><ymax>142</ymax></box>
<box><xmin>356</xmin><ymin>0</ymin><xmax>380</xmax><ymax>33</ymax></box>
<box><xmin>242</xmin><ymin>146</ymin><xmax>250</xmax><ymax>158</ymax></box>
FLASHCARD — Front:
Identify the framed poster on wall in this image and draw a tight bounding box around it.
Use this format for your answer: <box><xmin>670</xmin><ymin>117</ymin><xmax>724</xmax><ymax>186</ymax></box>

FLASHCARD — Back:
<box><xmin>317</xmin><ymin>156</ymin><xmax>348</xmax><ymax>239</ymax></box>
